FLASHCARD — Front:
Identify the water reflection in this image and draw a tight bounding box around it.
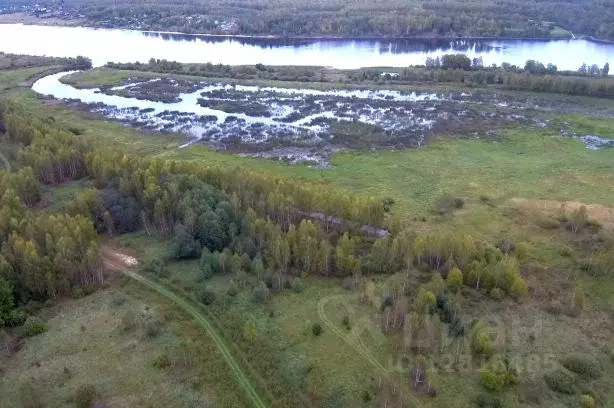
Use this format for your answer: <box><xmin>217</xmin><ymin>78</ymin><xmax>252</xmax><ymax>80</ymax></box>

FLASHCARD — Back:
<box><xmin>142</xmin><ymin>31</ymin><xmax>497</xmax><ymax>54</ymax></box>
<box><xmin>1</xmin><ymin>23</ymin><xmax>611</xmax><ymax>69</ymax></box>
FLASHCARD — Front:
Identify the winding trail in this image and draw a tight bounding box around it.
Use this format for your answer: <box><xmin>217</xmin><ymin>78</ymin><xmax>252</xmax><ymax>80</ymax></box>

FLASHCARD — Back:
<box><xmin>0</xmin><ymin>150</ymin><xmax>11</xmax><ymax>172</ymax></box>
<box><xmin>103</xmin><ymin>248</ymin><xmax>269</xmax><ymax>408</ymax></box>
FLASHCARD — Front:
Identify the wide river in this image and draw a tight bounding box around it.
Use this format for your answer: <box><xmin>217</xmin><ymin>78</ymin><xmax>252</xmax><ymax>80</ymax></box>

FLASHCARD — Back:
<box><xmin>1</xmin><ymin>24</ymin><xmax>614</xmax><ymax>69</ymax></box>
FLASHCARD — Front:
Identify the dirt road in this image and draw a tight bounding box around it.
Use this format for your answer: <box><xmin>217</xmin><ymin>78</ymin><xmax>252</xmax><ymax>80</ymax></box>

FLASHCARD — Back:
<box><xmin>102</xmin><ymin>247</ymin><xmax>269</xmax><ymax>408</ymax></box>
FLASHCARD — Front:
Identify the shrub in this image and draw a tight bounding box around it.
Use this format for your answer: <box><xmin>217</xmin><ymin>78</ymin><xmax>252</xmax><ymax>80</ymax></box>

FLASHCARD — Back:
<box><xmin>226</xmin><ymin>281</ymin><xmax>239</xmax><ymax>297</ymax></box>
<box><xmin>75</xmin><ymin>384</ymin><xmax>98</xmax><ymax>408</ymax></box>
<box><xmin>71</xmin><ymin>286</ymin><xmax>86</xmax><ymax>299</ymax></box>
<box><xmin>560</xmin><ymin>354</ymin><xmax>601</xmax><ymax>379</ymax></box>
<box><xmin>243</xmin><ymin>320</ymin><xmax>257</xmax><ymax>342</ymax></box>
<box><xmin>23</xmin><ymin>317</ymin><xmax>48</xmax><ymax>337</ymax></box>
<box><xmin>544</xmin><ymin>369</ymin><xmax>576</xmax><ymax>394</ymax></box>
<box><xmin>515</xmin><ymin>242</ymin><xmax>530</xmax><ymax>262</ymax></box>
<box><xmin>312</xmin><ymin>323</ymin><xmax>323</xmax><ymax>337</ymax></box>
<box><xmin>153</xmin><ymin>354</ymin><xmax>170</xmax><ymax>369</ymax></box>
<box><xmin>580</xmin><ymin>394</ymin><xmax>596</xmax><ymax>408</ymax></box>
<box><xmin>436</xmin><ymin>195</ymin><xmax>464</xmax><ymax>215</ymax></box>
<box><xmin>7</xmin><ymin>309</ymin><xmax>28</xmax><ymax>327</ymax></box>
<box><xmin>342</xmin><ymin>316</ymin><xmax>350</xmax><ymax>330</ymax></box>
<box><xmin>341</xmin><ymin>277</ymin><xmax>354</xmax><ymax>290</ymax></box>
<box><xmin>510</xmin><ymin>277</ymin><xmax>528</xmax><ymax>299</ymax></box>
<box><xmin>480</xmin><ymin>369</ymin><xmax>506</xmax><ymax>393</ymax></box>
<box><xmin>569</xmin><ymin>206</ymin><xmax>588</xmax><ymax>233</ymax></box>
<box><xmin>447</xmin><ymin>267</ymin><xmax>464</xmax><ymax>292</ymax></box>
<box><xmin>143</xmin><ymin>318</ymin><xmax>162</xmax><ymax>338</ymax></box>
<box><xmin>198</xmin><ymin>288</ymin><xmax>216</xmax><ymax>305</ymax></box>
<box><xmin>480</xmin><ymin>357</ymin><xmax>518</xmax><ymax>392</ymax></box>
<box><xmin>291</xmin><ymin>278</ymin><xmax>305</xmax><ymax>293</ymax></box>
<box><xmin>474</xmin><ymin>393</ymin><xmax>504</xmax><ymax>408</ymax></box>
<box><xmin>471</xmin><ymin>322</ymin><xmax>493</xmax><ymax>357</ymax></box>
<box><xmin>143</xmin><ymin>258</ymin><xmax>168</xmax><ymax>278</ymax></box>
<box><xmin>0</xmin><ymin>278</ymin><xmax>14</xmax><ymax>320</ymax></box>
<box><xmin>536</xmin><ymin>216</ymin><xmax>560</xmax><ymax>230</ymax></box>
<box><xmin>489</xmin><ymin>288</ymin><xmax>505</xmax><ymax>301</ymax></box>
<box><xmin>199</xmin><ymin>263</ymin><xmax>214</xmax><ymax>281</ymax></box>
<box><xmin>252</xmin><ymin>281</ymin><xmax>269</xmax><ymax>303</ymax></box>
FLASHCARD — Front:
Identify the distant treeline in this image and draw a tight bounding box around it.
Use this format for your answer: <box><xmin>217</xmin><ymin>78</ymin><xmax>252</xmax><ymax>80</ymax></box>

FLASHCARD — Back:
<box><xmin>105</xmin><ymin>58</ymin><xmax>614</xmax><ymax>99</ymax></box>
<box><xmin>13</xmin><ymin>0</ymin><xmax>614</xmax><ymax>40</ymax></box>
<box><xmin>0</xmin><ymin>53</ymin><xmax>92</xmax><ymax>71</ymax></box>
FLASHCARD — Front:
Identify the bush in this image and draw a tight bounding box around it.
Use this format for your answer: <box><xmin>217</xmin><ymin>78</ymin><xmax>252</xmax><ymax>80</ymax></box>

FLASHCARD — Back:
<box><xmin>474</xmin><ymin>393</ymin><xmax>504</xmax><ymax>408</ymax></box>
<box><xmin>153</xmin><ymin>354</ymin><xmax>170</xmax><ymax>369</ymax></box>
<box><xmin>536</xmin><ymin>216</ymin><xmax>560</xmax><ymax>230</ymax></box>
<box><xmin>480</xmin><ymin>357</ymin><xmax>518</xmax><ymax>392</ymax></box>
<box><xmin>447</xmin><ymin>267</ymin><xmax>464</xmax><ymax>292</ymax></box>
<box><xmin>515</xmin><ymin>242</ymin><xmax>530</xmax><ymax>262</ymax></box>
<box><xmin>7</xmin><ymin>309</ymin><xmax>28</xmax><ymax>327</ymax></box>
<box><xmin>489</xmin><ymin>288</ymin><xmax>505</xmax><ymax>301</ymax></box>
<box><xmin>143</xmin><ymin>318</ymin><xmax>163</xmax><ymax>338</ymax></box>
<box><xmin>71</xmin><ymin>286</ymin><xmax>86</xmax><ymax>299</ymax></box>
<box><xmin>560</xmin><ymin>354</ymin><xmax>601</xmax><ymax>379</ymax></box>
<box><xmin>291</xmin><ymin>278</ymin><xmax>305</xmax><ymax>293</ymax></box>
<box><xmin>143</xmin><ymin>258</ymin><xmax>168</xmax><ymax>278</ymax></box>
<box><xmin>436</xmin><ymin>195</ymin><xmax>464</xmax><ymax>215</ymax></box>
<box><xmin>510</xmin><ymin>277</ymin><xmax>528</xmax><ymax>299</ymax></box>
<box><xmin>75</xmin><ymin>384</ymin><xmax>98</xmax><ymax>408</ymax></box>
<box><xmin>471</xmin><ymin>322</ymin><xmax>493</xmax><ymax>357</ymax></box>
<box><xmin>252</xmin><ymin>281</ymin><xmax>269</xmax><ymax>303</ymax></box>
<box><xmin>342</xmin><ymin>316</ymin><xmax>350</xmax><ymax>330</ymax></box>
<box><xmin>544</xmin><ymin>369</ymin><xmax>576</xmax><ymax>394</ymax></box>
<box><xmin>226</xmin><ymin>281</ymin><xmax>239</xmax><ymax>297</ymax></box>
<box><xmin>198</xmin><ymin>288</ymin><xmax>216</xmax><ymax>305</ymax></box>
<box><xmin>23</xmin><ymin>317</ymin><xmax>48</xmax><ymax>337</ymax></box>
<box><xmin>341</xmin><ymin>277</ymin><xmax>354</xmax><ymax>290</ymax></box>
<box><xmin>569</xmin><ymin>206</ymin><xmax>588</xmax><ymax>233</ymax></box>
<box><xmin>580</xmin><ymin>394</ymin><xmax>596</xmax><ymax>408</ymax></box>
<box><xmin>312</xmin><ymin>323</ymin><xmax>323</xmax><ymax>336</ymax></box>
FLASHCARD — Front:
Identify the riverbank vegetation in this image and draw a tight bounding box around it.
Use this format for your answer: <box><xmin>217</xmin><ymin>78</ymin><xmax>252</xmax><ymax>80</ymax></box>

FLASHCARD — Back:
<box><xmin>103</xmin><ymin>58</ymin><xmax>614</xmax><ymax>99</ymax></box>
<box><xmin>1</xmin><ymin>60</ymin><xmax>614</xmax><ymax>407</ymax></box>
<box><xmin>3</xmin><ymin>0</ymin><xmax>614</xmax><ymax>39</ymax></box>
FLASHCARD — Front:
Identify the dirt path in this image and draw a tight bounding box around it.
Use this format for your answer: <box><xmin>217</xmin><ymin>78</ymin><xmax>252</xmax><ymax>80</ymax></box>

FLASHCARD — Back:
<box><xmin>102</xmin><ymin>247</ymin><xmax>269</xmax><ymax>408</ymax></box>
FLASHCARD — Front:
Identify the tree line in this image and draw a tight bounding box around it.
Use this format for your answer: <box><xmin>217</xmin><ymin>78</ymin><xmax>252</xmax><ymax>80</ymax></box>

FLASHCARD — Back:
<box><xmin>23</xmin><ymin>0</ymin><xmax>614</xmax><ymax>39</ymax></box>
<box><xmin>105</xmin><ymin>58</ymin><xmax>614</xmax><ymax>99</ymax></box>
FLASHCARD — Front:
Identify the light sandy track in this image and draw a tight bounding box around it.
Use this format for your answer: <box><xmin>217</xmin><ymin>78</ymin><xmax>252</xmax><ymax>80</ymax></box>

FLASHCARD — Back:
<box><xmin>103</xmin><ymin>247</ymin><xmax>269</xmax><ymax>408</ymax></box>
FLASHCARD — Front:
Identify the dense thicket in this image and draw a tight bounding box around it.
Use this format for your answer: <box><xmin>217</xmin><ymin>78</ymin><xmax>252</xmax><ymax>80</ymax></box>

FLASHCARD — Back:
<box><xmin>9</xmin><ymin>0</ymin><xmax>614</xmax><ymax>39</ymax></box>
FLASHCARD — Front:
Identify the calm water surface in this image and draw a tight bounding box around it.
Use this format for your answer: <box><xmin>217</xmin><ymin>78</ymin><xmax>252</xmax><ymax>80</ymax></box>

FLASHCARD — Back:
<box><xmin>1</xmin><ymin>24</ymin><xmax>614</xmax><ymax>69</ymax></box>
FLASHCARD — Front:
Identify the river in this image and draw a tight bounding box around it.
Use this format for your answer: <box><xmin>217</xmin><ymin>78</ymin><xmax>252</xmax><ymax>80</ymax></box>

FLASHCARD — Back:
<box><xmin>1</xmin><ymin>23</ymin><xmax>613</xmax><ymax>69</ymax></box>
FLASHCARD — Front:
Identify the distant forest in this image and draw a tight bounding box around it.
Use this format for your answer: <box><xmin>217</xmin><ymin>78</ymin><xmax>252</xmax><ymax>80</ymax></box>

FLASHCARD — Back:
<box><xmin>3</xmin><ymin>0</ymin><xmax>614</xmax><ymax>39</ymax></box>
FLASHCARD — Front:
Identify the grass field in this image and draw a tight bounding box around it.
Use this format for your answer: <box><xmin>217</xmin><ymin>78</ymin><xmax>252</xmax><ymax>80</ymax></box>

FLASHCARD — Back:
<box><xmin>0</xmin><ymin>281</ymin><xmax>249</xmax><ymax>408</ymax></box>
